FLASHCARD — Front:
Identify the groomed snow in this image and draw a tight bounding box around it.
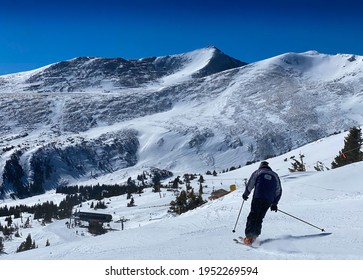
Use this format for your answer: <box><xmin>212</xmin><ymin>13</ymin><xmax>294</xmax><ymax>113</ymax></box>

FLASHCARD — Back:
<box><xmin>1</xmin><ymin>130</ymin><xmax>362</xmax><ymax>260</ymax></box>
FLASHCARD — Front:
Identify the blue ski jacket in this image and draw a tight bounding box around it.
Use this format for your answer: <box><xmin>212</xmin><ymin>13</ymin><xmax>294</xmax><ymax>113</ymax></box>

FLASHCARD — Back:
<box><xmin>243</xmin><ymin>166</ymin><xmax>282</xmax><ymax>205</ymax></box>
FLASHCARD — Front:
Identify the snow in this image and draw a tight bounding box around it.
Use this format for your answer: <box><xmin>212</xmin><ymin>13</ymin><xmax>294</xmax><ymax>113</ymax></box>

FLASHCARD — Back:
<box><xmin>0</xmin><ymin>64</ymin><xmax>53</xmax><ymax>92</ymax></box>
<box><xmin>1</xmin><ymin>130</ymin><xmax>362</xmax><ymax>262</ymax></box>
<box><xmin>264</xmin><ymin>51</ymin><xmax>363</xmax><ymax>82</ymax></box>
<box><xmin>159</xmin><ymin>47</ymin><xmax>214</xmax><ymax>86</ymax></box>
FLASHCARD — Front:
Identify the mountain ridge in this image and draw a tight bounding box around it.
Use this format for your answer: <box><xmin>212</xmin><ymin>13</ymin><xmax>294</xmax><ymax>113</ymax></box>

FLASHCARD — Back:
<box><xmin>0</xmin><ymin>46</ymin><xmax>246</xmax><ymax>93</ymax></box>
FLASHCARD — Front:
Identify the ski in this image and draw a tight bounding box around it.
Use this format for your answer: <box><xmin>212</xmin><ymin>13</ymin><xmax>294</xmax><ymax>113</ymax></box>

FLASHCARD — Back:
<box><xmin>233</xmin><ymin>238</ymin><xmax>243</xmax><ymax>244</ymax></box>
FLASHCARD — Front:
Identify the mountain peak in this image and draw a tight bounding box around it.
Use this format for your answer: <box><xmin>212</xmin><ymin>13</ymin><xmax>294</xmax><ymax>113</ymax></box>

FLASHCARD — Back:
<box><xmin>302</xmin><ymin>50</ymin><xmax>320</xmax><ymax>56</ymax></box>
<box><xmin>188</xmin><ymin>46</ymin><xmax>247</xmax><ymax>78</ymax></box>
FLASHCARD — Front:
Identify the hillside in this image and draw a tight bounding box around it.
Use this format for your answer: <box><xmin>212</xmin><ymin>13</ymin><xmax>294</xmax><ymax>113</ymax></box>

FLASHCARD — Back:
<box><xmin>1</xmin><ymin>130</ymin><xmax>362</xmax><ymax>260</ymax></box>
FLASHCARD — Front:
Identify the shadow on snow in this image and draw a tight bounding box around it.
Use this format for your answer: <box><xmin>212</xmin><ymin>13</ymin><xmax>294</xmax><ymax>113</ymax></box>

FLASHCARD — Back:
<box><xmin>259</xmin><ymin>232</ymin><xmax>332</xmax><ymax>245</ymax></box>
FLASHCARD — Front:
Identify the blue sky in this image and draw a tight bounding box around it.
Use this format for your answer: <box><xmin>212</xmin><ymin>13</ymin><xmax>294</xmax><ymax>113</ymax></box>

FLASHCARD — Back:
<box><xmin>0</xmin><ymin>0</ymin><xmax>362</xmax><ymax>75</ymax></box>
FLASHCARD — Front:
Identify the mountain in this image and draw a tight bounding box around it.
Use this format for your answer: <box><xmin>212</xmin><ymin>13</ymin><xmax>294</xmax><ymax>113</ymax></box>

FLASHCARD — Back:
<box><xmin>1</xmin><ymin>47</ymin><xmax>363</xmax><ymax>198</ymax></box>
<box><xmin>0</xmin><ymin>46</ymin><xmax>245</xmax><ymax>93</ymax></box>
<box><xmin>0</xmin><ymin>47</ymin><xmax>362</xmax><ymax>264</ymax></box>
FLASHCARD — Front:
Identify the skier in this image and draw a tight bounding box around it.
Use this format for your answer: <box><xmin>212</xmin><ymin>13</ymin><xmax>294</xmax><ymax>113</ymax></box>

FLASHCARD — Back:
<box><xmin>242</xmin><ymin>161</ymin><xmax>282</xmax><ymax>245</ymax></box>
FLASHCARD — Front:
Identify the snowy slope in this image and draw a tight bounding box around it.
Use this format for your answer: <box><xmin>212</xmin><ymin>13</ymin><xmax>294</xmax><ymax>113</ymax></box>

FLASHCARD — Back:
<box><xmin>1</xmin><ymin>130</ymin><xmax>362</xmax><ymax>260</ymax></box>
<box><xmin>158</xmin><ymin>47</ymin><xmax>217</xmax><ymax>86</ymax></box>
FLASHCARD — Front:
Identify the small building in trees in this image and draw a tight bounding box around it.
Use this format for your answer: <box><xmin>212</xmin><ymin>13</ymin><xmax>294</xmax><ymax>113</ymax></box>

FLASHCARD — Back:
<box><xmin>72</xmin><ymin>211</ymin><xmax>112</xmax><ymax>235</ymax></box>
<box><xmin>208</xmin><ymin>189</ymin><xmax>230</xmax><ymax>200</ymax></box>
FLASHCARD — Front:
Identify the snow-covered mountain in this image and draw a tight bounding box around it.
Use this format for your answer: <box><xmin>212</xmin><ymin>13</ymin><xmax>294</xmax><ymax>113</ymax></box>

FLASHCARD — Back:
<box><xmin>0</xmin><ymin>46</ymin><xmax>245</xmax><ymax>92</ymax></box>
<box><xmin>1</xmin><ymin>47</ymin><xmax>363</xmax><ymax>197</ymax></box>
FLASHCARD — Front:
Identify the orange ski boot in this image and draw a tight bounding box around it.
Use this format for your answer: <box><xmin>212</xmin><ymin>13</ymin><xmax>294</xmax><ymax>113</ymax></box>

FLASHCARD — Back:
<box><xmin>243</xmin><ymin>237</ymin><xmax>255</xmax><ymax>245</ymax></box>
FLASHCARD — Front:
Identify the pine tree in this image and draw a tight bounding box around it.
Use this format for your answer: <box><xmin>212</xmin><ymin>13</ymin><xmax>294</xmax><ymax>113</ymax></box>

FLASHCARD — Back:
<box><xmin>187</xmin><ymin>189</ymin><xmax>206</xmax><ymax>210</ymax></box>
<box><xmin>288</xmin><ymin>153</ymin><xmax>306</xmax><ymax>172</ymax></box>
<box><xmin>198</xmin><ymin>182</ymin><xmax>203</xmax><ymax>195</ymax></box>
<box><xmin>332</xmin><ymin>127</ymin><xmax>363</xmax><ymax>169</ymax></box>
<box><xmin>25</xmin><ymin>234</ymin><xmax>33</xmax><ymax>250</ymax></box>
<box><xmin>16</xmin><ymin>233</ymin><xmax>34</xmax><ymax>253</ymax></box>
<box><xmin>174</xmin><ymin>190</ymin><xmax>187</xmax><ymax>214</ymax></box>
<box><xmin>169</xmin><ymin>189</ymin><xmax>206</xmax><ymax>215</ymax></box>
<box><xmin>198</xmin><ymin>175</ymin><xmax>204</xmax><ymax>183</ymax></box>
<box><xmin>127</xmin><ymin>197</ymin><xmax>135</xmax><ymax>207</ymax></box>
<box><xmin>0</xmin><ymin>237</ymin><xmax>4</xmax><ymax>252</ymax></box>
<box><xmin>5</xmin><ymin>216</ymin><xmax>12</xmax><ymax>227</ymax></box>
<box><xmin>172</xmin><ymin>176</ymin><xmax>180</xmax><ymax>189</ymax></box>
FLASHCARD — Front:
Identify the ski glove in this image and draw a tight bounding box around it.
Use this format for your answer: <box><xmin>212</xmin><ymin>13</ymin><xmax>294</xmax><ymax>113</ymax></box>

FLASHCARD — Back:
<box><xmin>242</xmin><ymin>193</ymin><xmax>249</xmax><ymax>201</ymax></box>
<box><xmin>270</xmin><ymin>204</ymin><xmax>278</xmax><ymax>212</ymax></box>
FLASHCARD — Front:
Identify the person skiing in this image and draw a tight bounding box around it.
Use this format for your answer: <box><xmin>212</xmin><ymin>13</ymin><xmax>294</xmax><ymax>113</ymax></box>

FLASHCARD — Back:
<box><xmin>242</xmin><ymin>161</ymin><xmax>282</xmax><ymax>245</ymax></box>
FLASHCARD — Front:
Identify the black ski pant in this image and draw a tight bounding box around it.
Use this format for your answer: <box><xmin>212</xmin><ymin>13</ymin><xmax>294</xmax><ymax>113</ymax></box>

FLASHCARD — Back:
<box><xmin>244</xmin><ymin>198</ymin><xmax>271</xmax><ymax>238</ymax></box>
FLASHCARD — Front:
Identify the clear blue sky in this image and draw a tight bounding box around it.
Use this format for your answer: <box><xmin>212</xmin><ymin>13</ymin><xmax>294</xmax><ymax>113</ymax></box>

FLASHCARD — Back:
<box><xmin>1</xmin><ymin>0</ymin><xmax>362</xmax><ymax>75</ymax></box>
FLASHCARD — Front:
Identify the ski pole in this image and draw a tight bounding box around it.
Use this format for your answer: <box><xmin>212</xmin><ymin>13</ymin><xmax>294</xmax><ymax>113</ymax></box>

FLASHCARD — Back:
<box><xmin>278</xmin><ymin>209</ymin><xmax>325</xmax><ymax>232</ymax></box>
<box><xmin>232</xmin><ymin>200</ymin><xmax>245</xmax><ymax>233</ymax></box>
